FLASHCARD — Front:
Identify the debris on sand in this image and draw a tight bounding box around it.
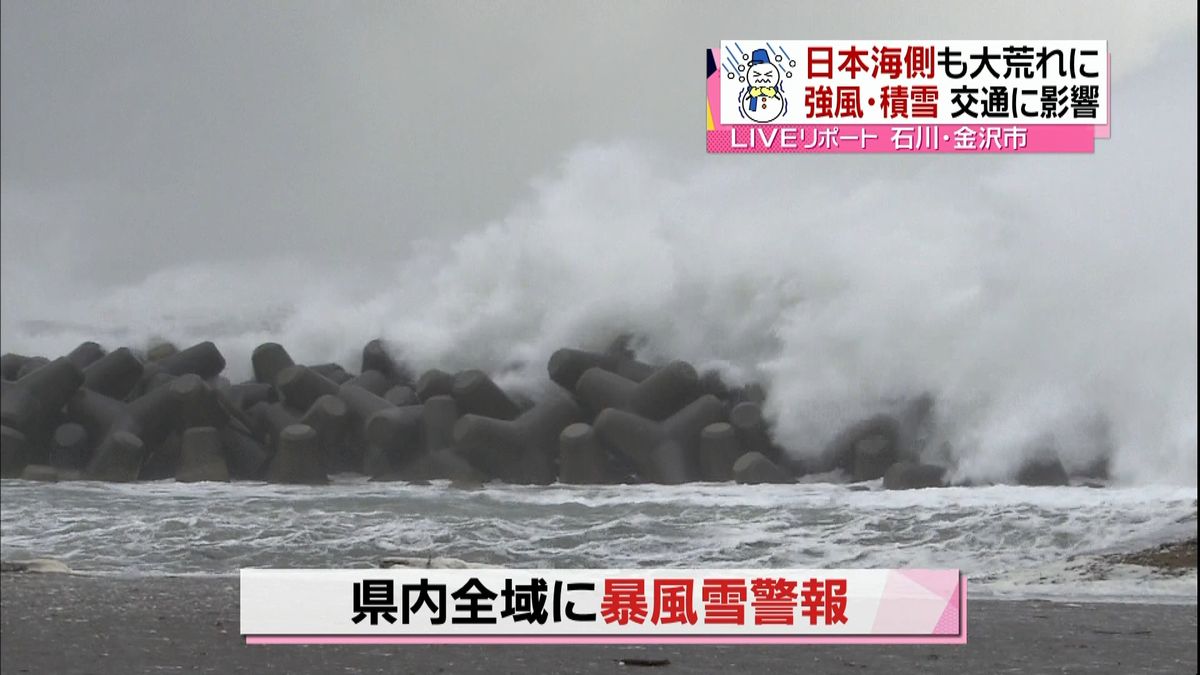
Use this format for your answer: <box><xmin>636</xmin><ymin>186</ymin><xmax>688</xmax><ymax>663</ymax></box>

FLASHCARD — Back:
<box><xmin>615</xmin><ymin>658</ymin><xmax>671</xmax><ymax>667</ymax></box>
<box><xmin>1101</xmin><ymin>539</ymin><xmax>1197</xmax><ymax>574</ymax></box>
<box><xmin>0</xmin><ymin>558</ymin><xmax>73</xmax><ymax>574</ymax></box>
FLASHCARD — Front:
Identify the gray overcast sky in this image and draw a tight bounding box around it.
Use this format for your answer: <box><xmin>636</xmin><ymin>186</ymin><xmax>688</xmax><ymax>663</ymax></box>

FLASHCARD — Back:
<box><xmin>2</xmin><ymin>2</ymin><xmax>1196</xmax><ymax>480</ymax></box>
<box><xmin>2</xmin><ymin>0</ymin><xmax>1196</xmax><ymax>288</ymax></box>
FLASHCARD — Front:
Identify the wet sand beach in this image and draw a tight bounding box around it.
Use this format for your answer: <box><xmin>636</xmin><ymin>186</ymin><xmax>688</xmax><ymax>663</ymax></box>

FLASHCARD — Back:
<box><xmin>1</xmin><ymin>574</ymin><xmax>1195</xmax><ymax>674</ymax></box>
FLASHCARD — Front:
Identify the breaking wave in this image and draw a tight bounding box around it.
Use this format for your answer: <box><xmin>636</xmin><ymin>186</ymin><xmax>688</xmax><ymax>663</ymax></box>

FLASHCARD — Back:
<box><xmin>1</xmin><ymin>45</ymin><xmax>1195</xmax><ymax>487</ymax></box>
<box><xmin>1</xmin><ymin>479</ymin><xmax>1195</xmax><ymax>602</ymax></box>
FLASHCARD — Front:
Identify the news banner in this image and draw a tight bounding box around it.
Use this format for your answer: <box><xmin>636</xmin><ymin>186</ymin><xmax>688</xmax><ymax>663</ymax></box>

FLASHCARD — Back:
<box><xmin>707</xmin><ymin>39</ymin><xmax>1110</xmax><ymax>153</ymax></box>
<box><xmin>240</xmin><ymin>569</ymin><xmax>966</xmax><ymax>644</ymax></box>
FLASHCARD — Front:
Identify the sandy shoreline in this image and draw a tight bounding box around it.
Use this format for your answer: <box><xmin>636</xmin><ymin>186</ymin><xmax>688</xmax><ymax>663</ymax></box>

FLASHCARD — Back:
<box><xmin>1</xmin><ymin>573</ymin><xmax>1195</xmax><ymax>674</ymax></box>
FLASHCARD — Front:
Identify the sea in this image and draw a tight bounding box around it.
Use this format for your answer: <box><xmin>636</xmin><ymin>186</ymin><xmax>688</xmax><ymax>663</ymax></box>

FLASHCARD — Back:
<box><xmin>2</xmin><ymin>477</ymin><xmax>1195</xmax><ymax>603</ymax></box>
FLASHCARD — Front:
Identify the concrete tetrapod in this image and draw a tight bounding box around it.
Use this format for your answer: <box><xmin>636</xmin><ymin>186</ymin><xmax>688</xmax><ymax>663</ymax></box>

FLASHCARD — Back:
<box><xmin>276</xmin><ymin>365</ymin><xmax>341</xmax><ymax>413</ymax></box>
<box><xmin>336</xmin><ymin>383</ymin><xmax>395</xmax><ymax>474</ymax></box>
<box><xmin>574</xmin><ymin>361</ymin><xmax>700</xmax><ymax>421</ymax></box>
<box><xmin>50</xmin><ymin>422</ymin><xmax>89</xmax><ymax>470</ymax></box>
<box><xmin>65</xmin><ymin>342</ymin><xmax>106</xmax><ymax>370</ymax></box>
<box><xmin>265</xmin><ymin>424</ymin><xmax>328</xmax><ymax>485</ymax></box>
<box><xmin>300</xmin><ymin>394</ymin><xmax>349</xmax><ymax>473</ymax></box>
<box><xmin>384</xmin><ymin>385</ymin><xmax>418</xmax><ymax>407</ymax></box>
<box><xmin>558</xmin><ymin>422</ymin><xmax>611</xmax><ymax>484</ymax></box>
<box><xmin>176</xmin><ymin>426</ymin><xmax>230</xmax><ymax>483</ymax></box>
<box><xmin>698</xmin><ymin>422</ymin><xmax>743</xmax><ymax>482</ymax></box>
<box><xmin>66</xmin><ymin>378</ymin><xmax>179</xmax><ymax>450</ymax></box>
<box><xmin>362</xmin><ymin>339</ymin><xmax>413</xmax><ymax>386</ymax></box>
<box><xmin>822</xmin><ymin>414</ymin><xmax>900</xmax><ymax>479</ymax></box>
<box><xmin>882</xmin><ymin>462</ymin><xmax>947</xmax><ymax>490</ymax></box>
<box><xmin>251</xmin><ymin>342</ymin><xmax>294</xmax><ymax>386</ymax></box>
<box><xmin>364</xmin><ymin>404</ymin><xmax>424</xmax><ymax>477</ymax></box>
<box><xmin>170</xmin><ymin>374</ymin><xmax>230</xmax><ymax>430</ymax></box>
<box><xmin>81</xmin><ymin>347</ymin><xmax>144</xmax><ymax>400</ymax></box>
<box><xmin>731</xmin><ymin>451</ymin><xmax>792</xmax><ymax>484</ymax></box>
<box><xmin>415</xmin><ymin>369</ymin><xmax>455</xmax><ymax>402</ymax></box>
<box><xmin>451</xmin><ymin>370</ymin><xmax>521</xmax><ymax>421</ymax></box>
<box><xmin>149</xmin><ymin>341</ymin><xmax>226</xmax><ymax>379</ymax></box>
<box><xmin>14</xmin><ymin>357</ymin><xmax>50</xmax><ymax>380</ymax></box>
<box><xmin>344</xmin><ymin>370</ymin><xmax>392</xmax><ymax>397</ymax></box>
<box><xmin>592</xmin><ymin>394</ymin><xmax>726</xmax><ymax>484</ymax></box>
<box><xmin>1</xmin><ymin>357</ymin><xmax>84</xmax><ymax>436</ymax></box>
<box><xmin>219</xmin><ymin>426</ymin><xmax>270</xmax><ymax>480</ymax></box>
<box><xmin>86</xmin><ymin>430</ymin><xmax>146</xmax><ymax>482</ymax></box>
<box><xmin>1</xmin><ymin>426</ymin><xmax>28</xmax><ymax>478</ymax></box>
<box><xmin>453</xmin><ymin>389</ymin><xmax>581</xmax><ymax>484</ymax></box>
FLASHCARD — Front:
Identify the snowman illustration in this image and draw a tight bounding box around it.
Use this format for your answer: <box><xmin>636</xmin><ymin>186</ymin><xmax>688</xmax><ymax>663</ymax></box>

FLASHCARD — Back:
<box><xmin>739</xmin><ymin>49</ymin><xmax>786</xmax><ymax>123</ymax></box>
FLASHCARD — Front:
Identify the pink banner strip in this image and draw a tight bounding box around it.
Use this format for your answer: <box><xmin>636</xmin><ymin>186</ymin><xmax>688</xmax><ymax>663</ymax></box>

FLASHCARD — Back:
<box><xmin>246</xmin><ymin>581</ymin><xmax>968</xmax><ymax>645</ymax></box>
<box><xmin>708</xmin><ymin>125</ymin><xmax>1094</xmax><ymax>153</ymax></box>
<box><xmin>706</xmin><ymin>48</ymin><xmax>1104</xmax><ymax>153</ymax></box>
<box><xmin>247</xmin><ymin>635</ymin><xmax>968</xmax><ymax>644</ymax></box>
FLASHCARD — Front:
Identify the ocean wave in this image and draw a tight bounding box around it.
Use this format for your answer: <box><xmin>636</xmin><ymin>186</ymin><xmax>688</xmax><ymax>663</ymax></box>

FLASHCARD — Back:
<box><xmin>2</xmin><ymin>479</ymin><xmax>1194</xmax><ymax>602</ymax></box>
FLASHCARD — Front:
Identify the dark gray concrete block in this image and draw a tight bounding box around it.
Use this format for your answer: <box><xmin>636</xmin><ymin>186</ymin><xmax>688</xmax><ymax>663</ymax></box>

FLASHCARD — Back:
<box><xmin>420</xmin><ymin>395</ymin><xmax>458</xmax><ymax>453</ymax></box>
<box><xmin>300</xmin><ymin>394</ymin><xmax>348</xmax><ymax>473</ymax></box>
<box><xmin>265</xmin><ymin>424</ymin><xmax>327</xmax><ymax>485</ymax></box>
<box><xmin>310</xmin><ymin>363</ymin><xmax>353</xmax><ymax>384</ymax></box>
<box><xmin>65</xmin><ymin>342</ymin><xmax>106</xmax><ymax>370</ymax></box>
<box><xmin>699</xmin><ymin>422</ymin><xmax>742</xmax><ymax>482</ymax></box>
<box><xmin>50</xmin><ymin>422</ymin><xmax>89</xmax><ymax>470</ymax></box>
<box><xmin>276</xmin><ymin>365</ymin><xmax>341</xmax><ymax>412</ymax></box>
<box><xmin>169</xmin><ymin>374</ymin><xmax>229</xmax><ymax>430</ymax></box>
<box><xmin>1</xmin><ymin>357</ymin><xmax>84</xmax><ymax>436</ymax></box>
<box><xmin>362</xmin><ymin>339</ymin><xmax>413</xmax><ymax>385</ymax></box>
<box><xmin>364</xmin><ymin>404</ymin><xmax>424</xmax><ymax>476</ymax></box>
<box><xmin>592</xmin><ymin>394</ymin><xmax>725</xmax><ymax>484</ymax></box>
<box><xmin>1</xmin><ymin>426</ymin><xmax>28</xmax><ymax>478</ymax></box>
<box><xmin>883</xmin><ymin>462</ymin><xmax>948</xmax><ymax>490</ymax></box>
<box><xmin>384</xmin><ymin>385</ymin><xmax>418</xmax><ymax>407</ymax></box>
<box><xmin>732</xmin><ymin>451</ymin><xmax>792</xmax><ymax>484</ymax></box>
<box><xmin>219</xmin><ymin>426</ymin><xmax>270</xmax><ymax>480</ymax></box>
<box><xmin>20</xmin><ymin>464</ymin><xmax>58</xmax><ymax>482</ymax></box>
<box><xmin>454</xmin><ymin>389</ymin><xmax>581</xmax><ymax>484</ymax></box>
<box><xmin>0</xmin><ymin>354</ymin><xmax>31</xmax><ymax>381</ymax></box>
<box><xmin>251</xmin><ymin>342</ymin><xmax>294</xmax><ymax>386</ymax></box>
<box><xmin>823</xmin><ymin>414</ymin><xmax>900</xmax><ymax>474</ymax></box>
<box><xmin>576</xmin><ymin>362</ymin><xmax>701</xmax><ymax>421</ymax></box>
<box><xmin>558</xmin><ymin>422</ymin><xmax>611</xmax><ymax>484</ymax></box>
<box><xmin>728</xmin><ymin>401</ymin><xmax>776</xmax><ymax>460</ymax></box>
<box><xmin>451</xmin><ymin>370</ymin><xmax>521</xmax><ymax>420</ymax></box>
<box><xmin>1017</xmin><ymin>456</ymin><xmax>1069</xmax><ymax>486</ymax></box>
<box><xmin>86</xmin><ymin>430</ymin><xmax>145</xmax><ymax>482</ymax></box>
<box><xmin>14</xmin><ymin>357</ymin><xmax>50</xmax><ymax>380</ymax></box>
<box><xmin>226</xmin><ymin>382</ymin><xmax>274</xmax><ymax>411</ymax></box>
<box><xmin>250</xmin><ymin>401</ymin><xmax>301</xmax><ymax>452</ymax></box>
<box><xmin>344</xmin><ymin>369</ymin><xmax>392</xmax><ymax>397</ymax></box>
<box><xmin>176</xmin><ymin>426</ymin><xmax>229</xmax><ymax>483</ymax></box>
<box><xmin>547</xmin><ymin>349</ymin><xmax>618</xmax><ymax>390</ymax></box>
<box><xmin>151</xmin><ymin>341</ymin><xmax>225</xmax><ymax>379</ymax></box>
<box><xmin>415</xmin><ymin>369</ymin><xmax>455</xmax><ymax>402</ymax></box>
<box><xmin>82</xmin><ymin>347</ymin><xmax>144</xmax><ymax>400</ymax></box>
